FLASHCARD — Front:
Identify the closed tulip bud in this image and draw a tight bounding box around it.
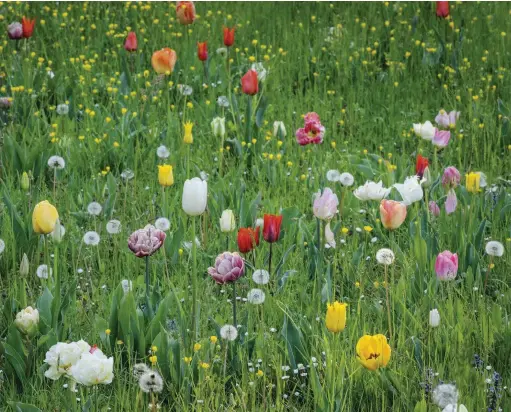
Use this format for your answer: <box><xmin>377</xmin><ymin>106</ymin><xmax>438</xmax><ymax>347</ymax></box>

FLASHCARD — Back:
<box><xmin>19</xmin><ymin>253</ymin><xmax>29</xmax><ymax>277</ymax></box>
<box><xmin>21</xmin><ymin>17</ymin><xmax>35</xmax><ymax>38</ymax></box>
<box><xmin>158</xmin><ymin>165</ymin><xmax>174</xmax><ymax>187</ymax></box>
<box><xmin>151</xmin><ymin>48</ymin><xmax>177</xmax><ymax>74</ymax></box>
<box><xmin>325</xmin><ymin>301</ymin><xmax>347</xmax><ymax>333</ymax></box>
<box><xmin>182</xmin><ymin>178</ymin><xmax>208</xmax><ymax>216</ymax></box>
<box><xmin>14</xmin><ymin>306</ymin><xmax>39</xmax><ymax>337</ymax></box>
<box><xmin>197</xmin><ymin>42</ymin><xmax>208</xmax><ymax>61</ymax></box>
<box><xmin>220</xmin><ymin>209</ymin><xmax>236</xmax><ymax>233</ymax></box>
<box><xmin>263</xmin><ymin>214</ymin><xmax>283</xmax><ymax>243</ymax></box>
<box><xmin>50</xmin><ymin>219</ymin><xmax>66</xmax><ymax>243</ymax></box>
<box><xmin>32</xmin><ymin>201</ymin><xmax>59</xmax><ymax>235</ymax></box>
<box><xmin>183</xmin><ymin>121</ymin><xmax>193</xmax><ymax>144</ymax></box>
<box><xmin>21</xmin><ymin>172</ymin><xmax>30</xmax><ymax>191</ymax></box>
<box><xmin>124</xmin><ymin>31</ymin><xmax>137</xmax><ymax>52</ymax></box>
<box><xmin>442</xmin><ymin>166</ymin><xmax>461</xmax><ymax>188</ymax></box>
<box><xmin>223</xmin><ymin>26</ymin><xmax>235</xmax><ymax>47</ymax></box>
<box><xmin>429</xmin><ymin>201</ymin><xmax>441</xmax><ymax>217</ymax></box>
<box><xmin>176</xmin><ymin>1</ymin><xmax>196</xmax><ymax>25</ymax></box>
<box><xmin>237</xmin><ymin>227</ymin><xmax>260</xmax><ymax>253</ymax></box>
<box><xmin>273</xmin><ymin>121</ymin><xmax>286</xmax><ymax>138</ymax></box>
<box><xmin>211</xmin><ymin>117</ymin><xmax>226</xmax><ymax>138</ymax></box>
<box><xmin>379</xmin><ymin>200</ymin><xmax>407</xmax><ymax>230</ymax></box>
<box><xmin>436</xmin><ymin>1</ymin><xmax>449</xmax><ymax>18</ymax></box>
<box><xmin>465</xmin><ymin>172</ymin><xmax>481</xmax><ymax>193</ymax></box>
<box><xmin>429</xmin><ymin>309</ymin><xmax>440</xmax><ymax>327</ymax></box>
<box><xmin>241</xmin><ymin>70</ymin><xmax>259</xmax><ymax>95</ymax></box>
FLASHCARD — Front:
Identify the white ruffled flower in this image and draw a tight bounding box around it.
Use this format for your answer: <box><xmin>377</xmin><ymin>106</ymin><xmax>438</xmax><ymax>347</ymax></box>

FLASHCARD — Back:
<box><xmin>393</xmin><ymin>176</ymin><xmax>423</xmax><ymax>206</ymax></box>
<box><xmin>69</xmin><ymin>350</ymin><xmax>114</xmax><ymax>386</ymax></box>
<box><xmin>44</xmin><ymin>340</ymin><xmax>91</xmax><ymax>380</ymax></box>
<box><xmin>413</xmin><ymin>121</ymin><xmax>436</xmax><ymax>140</ymax></box>
<box><xmin>14</xmin><ymin>306</ymin><xmax>39</xmax><ymax>336</ymax></box>
<box><xmin>354</xmin><ymin>181</ymin><xmax>391</xmax><ymax>201</ymax></box>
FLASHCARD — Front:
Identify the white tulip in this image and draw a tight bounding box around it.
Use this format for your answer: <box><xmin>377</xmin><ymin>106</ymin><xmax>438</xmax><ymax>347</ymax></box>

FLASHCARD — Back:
<box><xmin>393</xmin><ymin>176</ymin><xmax>423</xmax><ymax>206</ymax></box>
<box><xmin>182</xmin><ymin>178</ymin><xmax>208</xmax><ymax>216</ymax></box>
<box><xmin>429</xmin><ymin>309</ymin><xmax>440</xmax><ymax>328</ymax></box>
<box><xmin>211</xmin><ymin>117</ymin><xmax>226</xmax><ymax>138</ymax></box>
<box><xmin>354</xmin><ymin>181</ymin><xmax>391</xmax><ymax>201</ymax></box>
<box><xmin>44</xmin><ymin>340</ymin><xmax>91</xmax><ymax>380</ymax></box>
<box><xmin>14</xmin><ymin>306</ymin><xmax>39</xmax><ymax>336</ymax></box>
<box><xmin>413</xmin><ymin>121</ymin><xmax>436</xmax><ymax>140</ymax></box>
<box><xmin>50</xmin><ymin>219</ymin><xmax>65</xmax><ymax>243</ymax></box>
<box><xmin>220</xmin><ymin>209</ymin><xmax>236</xmax><ymax>232</ymax></box>
<box><xmin>19</xmin><ymin>253</ymin><xmax>29</xmax><ymax>277</ymax></box>
<box><xmin>442</xmin><ymin>405</ymin><xmax>468</xmax><ymax>412</ymax></box>
<box><xmin>273</xmin><ymin>121</ymin><xmax>286</xmax><ymax>138</ymax></box>
<box><xmin>69</xmin><ymin>350</ymin><xmax>114</xmax><ymax>386</ymax></box>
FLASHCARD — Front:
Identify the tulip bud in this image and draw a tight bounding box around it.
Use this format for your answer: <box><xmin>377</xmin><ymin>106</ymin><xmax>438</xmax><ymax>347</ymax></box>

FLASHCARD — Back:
<box><xmin>182</xmin><ymin>178</ymin><xmax>208</xmax><ymax>216</ymax></box>
<box><xmin>422</xmin><ymin>167</ymin><xmax>432</xmax><ymax>188</ymax></box>
<box><xmin>429</xmin><ymin>309</ymin><xmax>440</xmax><ymax>328</ymax></box>
<box><xmin>220</xmin><ymin>209</ymin><xmax>236</xmax><ymax>233</ymax></box>
<box><xmin>211</xmin><ymin>117</ymin><xmax>226</xmax><ymax>138</ymax></box>
<box><xmin>158</xmin><ymin>165</ymin><xmax>174</xmax><ymax>187</ymax></box>
<box><xmin>19</xmin><ymin>253</ymin><xmax>29</xmax><ymax>277</ymax></box>
<box><xmin>50</xmin><ymin>219</ymin><xmax>66</xmax><ymax>243</ymax></box>
<box><xmin>183</xmin><ymin>121</ymin><xmax>193</xmax><ymax>144</ymax></box>
<box><xmin>325</xmin><ymin>301</ymin><xmax>347</xmax><ymax>333</ymax></box>
<box><xmin>273</xmin><ymin>121</ymin><xmax>286</xmax><ymax>138</ymax></box>
<box><xmin>32</xmin><ymin>200</ymin><xmax>59</xmax><ymax>235</ymax></box>
<box><xmin>21</xmin><ymin>172</ymin><xmax>30</xmax><ymax>191</ymax></box>
<box><xmin>14</xmin><ymin>306</ymin><xmax>39</xmax><ymax>337</ymax></box>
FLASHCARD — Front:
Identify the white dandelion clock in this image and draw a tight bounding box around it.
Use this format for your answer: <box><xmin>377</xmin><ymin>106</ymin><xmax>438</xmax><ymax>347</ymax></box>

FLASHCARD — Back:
<box><xmin>47</xmin><ymin>155</ymin><xmax>65</xmax><ymax>170</ymax></box>
<box><xmin>247</xmin><ymin>288</ymin><xmax>265</xmax><ymax>305</ymax></box>
<box><xmin>87</xmin><ymin>202</ymin><xmax>102</xmax><ymax>216</ymax></box>
<box><xmin>120</xmin><ymin>169</ymin><xmax>135</xmax><ymax>181</ymax></box>
<box><xmin>326</xmin><ymin>170</ymin><xmax>341</xmax><ymax>182</ymax></box>
<box><xmin>155</xmin><ymin>217</ymin><xmax>171</xmax><ymax>232</ymax></box>
<box><xmin>339</xmin><ymin>172</ymin><xmax>354</xmax><ymax>187</ymax></box>
<box><xmin>133</xmin><ymin>363</ymin><xmax>149</xmax><ymax>379</ymax></box>
<box><xmin>217</xmin><ymin>96</ymin><xmax>229</xmax><ymax>108</ymax></box>
<box><xmin>156</xmin><ymin>145</ymin><xmax>170</xmax><ymax>159</ymax></box>
<box><xmin>177</xmin><ymin>84</ymin><xmax>193</xmax><ymax>96</ymax></box>
<box><xmin>0</xmin><ymin>238</ymin><xmax>5</xmax><ymax>254</ymax></box>
<box><xmin>83</xmin><ymin>231</ymin><xmax>100</xmax><ymax>246</ymax></box>
<box><xmin>56</xmin><ymin>104</ymin><xmax>69</xmax><ymax>115</ymax></box>
<box><xmin>106</xmin><ymin>220</ymin><xmax>122</xmax><ymax>234</ymax></box>
<box><xmin>139</xmin><ymin>371</ymin><xmax>164</xmax><ymax>393</ymax></box>
<box><xmin>252</xmin><ymin>269</ymin><xmax>270</xmax><ymax>285</ymax></box>
<box><xmin>432</xmin><ymin>384</ymin><xmax>459</xmax><ymax>409</ymax></box>
<box><xmin>220</xmin><ymin>324</ymin><xmax>238</xmax><ymax>341</ymax></box>
<box><xmin>36</xmin><ymin>264</ymin><xmax>52</xmax><ymax>279</ymax></box>
<box><xmin>376</xmin><ymin>248</ymin><xmax>395</xmax><ymax>265</ymax></box>
<box><xmin>485</xmin><ymin>241</ymin><xmax>504</xmax><ymax>257</ymax></box>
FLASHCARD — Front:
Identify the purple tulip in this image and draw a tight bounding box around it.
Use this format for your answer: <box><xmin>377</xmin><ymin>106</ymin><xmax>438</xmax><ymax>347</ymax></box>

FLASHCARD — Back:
<box><xmin>128</xmin><ymin>224</ymin><xmax>166</xmax><ymax>258</ymax></box>
<box><xmin>435</xmin><ymin>250</ymin><xmax>458</xmax><ymax>280</ymax></box>
<box><xmin>432</xmin><ymin>130</ymin><xmax>451</xmax><ymax>148</ymax></box>
<box><xmin>208</xmin><ymin>252</ymin><xmax>245</xmax><ymax>284</ymax></box>
<box><xmin>0</xmin><ymin>97</ymin><xmax>12</xmax><ymax>109</ymax></box>
<box><xmin>7</xmin><ymin>22</ymin><xmax>23</xmax><ymax>40</ymax></box>
<box><xmin>435</xmin><ymin>110</ymin><xmax>460</xmax><ymax>129</ymax></box>
<box><xmin>313</xmin><ymin>187</ymin><xmax>339</xmax><ymax>220</ymax></box>
<box><xmin>429</xmin><ymin>201</ymin><xmax>440</xmax><ymax>217</ymax></box>
<box><xmin>442</xmin><ymin>166</ymin><xmax>461</xmax><ymax>188</ymax></box>
<box><xmin>445</xmin><ymin>189</ymin><xmax>457</xmax><ymax>215</ymax></box>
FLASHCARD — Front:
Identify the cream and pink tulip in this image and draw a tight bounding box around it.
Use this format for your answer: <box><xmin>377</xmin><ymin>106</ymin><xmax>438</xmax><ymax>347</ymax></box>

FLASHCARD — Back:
<box><xmin>380</xmin><ymin>200</ymin><xmax>407</xmax><ymax>230</ymax></box>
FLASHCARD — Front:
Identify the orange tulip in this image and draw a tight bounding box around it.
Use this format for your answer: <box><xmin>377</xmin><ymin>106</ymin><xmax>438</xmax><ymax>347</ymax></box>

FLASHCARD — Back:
<box><xmin>21</xmin><ymin>17</ymin><xmax>35</xmax><ymax>38</ymax></box>
<box><xmin>151</xmin><ymin>48</ymin><xmax>177</xmax><ymax>74</ymax></box>
<box><xmin>197</xmin><ymin>42</ymin><xmax>208</xmax><ymax>61</ymax></box>
<box><xmin>223</xmin><ymin>27</ymin><xmax>235</xmax><ymax>47</ymax></box>
<box><xmin>241</xmin><ymin>70</ymin><xmax>258</xmax><ymax>95</ymax></box>
<box><xmin>176</xmin><ymin>1</ymin><xmax>196</xmax><ymax>25</ymax></box>
<box><xmin>379</xmin><ymin>200</ymin><xmax>407</xmax><ymax>230</ymax></box>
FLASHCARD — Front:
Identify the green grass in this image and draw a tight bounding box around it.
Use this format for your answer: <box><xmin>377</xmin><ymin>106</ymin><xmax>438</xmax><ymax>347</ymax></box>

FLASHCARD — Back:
<box><xmin>0</xmin><ymin>1</ymin><xmax>510</xmax><ymax>411</ymax></box>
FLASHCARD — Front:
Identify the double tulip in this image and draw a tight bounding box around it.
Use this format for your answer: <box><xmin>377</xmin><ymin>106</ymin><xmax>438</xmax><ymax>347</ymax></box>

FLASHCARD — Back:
<box><xmin>313</xmin><ymin>187</ymin><xmax>338</xmax><ymax>221</ymax></box>
<box><xmin>32</xmin><ymin>201</ymin><xmax>59</xmax><ymax>235</ymax></box>
<box><xmin>379</xmin><ymin>200</ymin><xmax>407</xmax><ymax>230</ymax></box>
<box><xmin>128</xmin><ymin>225</ymin><xmax>166</xmax><ymax>258</ymax></box>
<box><xmin>151</xmin><ymin>48</ymin><xmax>177</xmax><ymax>74</ymax></box>
<box><xmin>435</xmin><ymin>250</ymin><xmax>458</xmax><ymax>280</ymax></box>
<box><xmin>207</xmin><ymin>252</ymin><xmax>244</xmax><ymax>284</ymax></box>
<box><xmin>263</xmin><ymin>214</ymin><xmax>282</xmax><ymax>243</ymax></box>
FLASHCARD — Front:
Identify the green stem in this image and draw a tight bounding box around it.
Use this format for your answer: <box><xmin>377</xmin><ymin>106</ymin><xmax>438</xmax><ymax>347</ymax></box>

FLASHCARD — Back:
<box><xmin>191</xmin><ymin>217</ymin><xmax>198</xmax><ymax>339</ymax></box>
<box><xmin>145</xmin><ymin>256</ymin><xmax>154</xmax><ymax>318</ymax></box>
<box><xmin>52</xmin><ymin>244</ymin><xmax>60</xmax><ymax>332</ymax></box>
<box><xmin>232</xmin><ymin>281</ymin><xmax>237</xmax><ymax>327</ymax></box>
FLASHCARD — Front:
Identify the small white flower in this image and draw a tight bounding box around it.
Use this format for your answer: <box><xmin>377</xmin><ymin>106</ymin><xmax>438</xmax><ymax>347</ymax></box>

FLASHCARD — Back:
<box><xmin>121</xmin><ymin>279</ymin><xmax>133</xmax><ymax>294</ymax></box>
<box><xmin>0</xmin><ymin>239</ymin><xmax>5</xmax><ymax>254</ymax></box>
<box><xmin>155</xmin><ymin>217</ymin><xmax>171</xmax><ymax>231</ymax></box>
<box><xmin>156</xmin><ymin>145</ymin><xmax>170</xmax><ymax>159</ymax></box>
<box><xmin>47</xmin><ymin>155</ymin><xmax>66</xmax><ymax>170</ymax></box>
<box><xmin>247</xmin><ymin>288</ymin><xmax>265</xmax><ymax>305</ymax></box>
<box><xmin>120</xmin><ymin>169</ymin><xmax>135</xmax><ymax>181</ymax></box>
<box><xmin>252</xmin><ymin>269</ymin><xmax>270</xmax><ymax>285</ymax></box>
<box><xmin>47</xmin><ymin>71</ymin><xmax>55</xmax><ymax>79</ymax></box>
<box><xmin>393</xmin><ymin>176</ymin><xmax>423</xmax><ymax>206</ymax></box>
<box><xmin>376</xmin><ymin>248</ymin><xmax>395</xmax><ymax>265</ymax></box>
<box><xmin>87</xmin><ymin>202</ymin><xmax>102</xmax><ymax>216</ymax></box>
<box><xmin>56</xmin><ymin>104</ymin><xmax>69</xmax><ymax>115</ymax></box>
<box><xmin>485</xmin><ymin>241</ymin><xmax>504</xmax><ymax>257</ymax></box>
<box><xmin>432</xmin><ymin>384</ymin><xmax>459</xmax><ymax>409</ymax></box>
<box><xmin>106</xmin><ymin>220</ymin><xmax>122</xmax><ymax>234</ymax></box>
<box><xmin>177</xmin><ymin>84</ymin><xmax>193</xmax><ymax>96</ymax></box>
<box><xmin>326</xmin><ymin>170</ymin><xmax>341</xmax><ymax>182</ymax></box>
<box><xmin>200</xmin><ymin>171</ymin><xmax>209</xmax><ymax>181</ymax></box>
<box><xmin>139</xmin><ymin>370</ymin><xmax>164</xmax><ymax>393</ymax></box>
<box><xmin>429</xmin><ymin>309</ymin><xmax>440</xmax><ymax>328</ymax></box>
<box><xmin>413</xmin><ymin>121</ymin><xmax>436</xmax><ymax>140</ymax></box>
<box><xmin>216</xmin><ymin>47</ymin><xmax>228</xmax><ymax>57</ymax></box>
<box><xmin>83</xmin><ymin>231</ymin><xmax>100</xmax><ymax>246</ymax></box>
<box><xmin>339</xmin><ymin>172</ymin><xmax>354</xmax><ymax>187</ymax></box>
<box><xmin>251</xmin><ymin>62</ymin><xmax>268</xmax><ymax>81</ymax></box>
<box><xmin>50</xmin><ymin>220</ymin><xmax>65</xmax><ymax>243</ymax></box>
<box><xmin>220</xmin><ymin>324</ymin><xmax>238</xmax><ymax>341</ymax></box>
<box><xmin>36</xmin><ymin>264</ymin><xmax>52</xmax><ymax>279</ymax></box>
<box><xmin>217</xmin><ymin>96</ymin><xmax>230</xmax><ymax>108</ymax></box>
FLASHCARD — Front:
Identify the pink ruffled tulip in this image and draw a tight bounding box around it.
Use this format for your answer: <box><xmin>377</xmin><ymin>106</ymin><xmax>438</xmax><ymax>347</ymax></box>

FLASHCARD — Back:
<box><xmin>207</xmin><ymin>251</ymin><xmax>245</xmax><ymax>284</ymax></box>
<box><xmin>445</xmin><ymin>189</ymin><xmax>457</xmax><ymax>215</ymax></box>
<box><xmin>442</xmin><ymin>166</ymin><xmax>461</xmax><ymax>188</ymax></box>
<box><xmin>435</xmin><ymin>110</ymin><xmax>460</xmax><ymax>129</ymax></box>
<box><xmin>435</xmin><ymin>251</ymin><xmax>458</xmax><ymax>280</ymax></box>
<box><xmin>295</xmin><ymin>112</ymin><xmax>325</xmax><ymax>145</ymax></box>
<box><xmin>429</xmin><ymin>201</ymin><xmax>441</xmax><ymax>217</ymax></box>
<box><xmin>432</xmin><ymin>130</ymin><xmax>451</xmax><ymax>148</ymax></box>
<box><xmin>128</xmin><ymin>224</ymin><xmax>166</xmax><ymax>258</ymax></box>
<box><xmin>313</xmin><ymin>187</ymin><xmax>339</xmax><ymax>220</ymax></box>
<box><xmin>380</xmin><ymin>200</ymin><xmax>407</xmax><ymax>230</ymax></box>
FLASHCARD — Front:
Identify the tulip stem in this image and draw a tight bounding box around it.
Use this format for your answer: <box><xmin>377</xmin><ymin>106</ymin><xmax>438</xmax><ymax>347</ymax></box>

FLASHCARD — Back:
<box><xmin>52</xmin><ymin>244</ymin><xmax>60</xmax><ymax>333</ymax></box>
<box><xmin>145</xmin><ymin>256</ymin><xmax>153</xmax><ymax>318</ymax></box>
<box><xmin>384</xmin><ymin>265</ymin><xmax>393</xmax><ymax>342</ymax></box>
<box><xmin>268</xmin><ymin>243</ymin><xmax>273</xmax><ymax>276</ymax></box>
<box><xmin>191</xmin><ymin>217</ymin><xmax>198</xmax><ymax>339</ymax></box>
<box><xmin>232</xmin><ymin>281</ymin><xmax>237</xmax><ymax>327</ymax></box>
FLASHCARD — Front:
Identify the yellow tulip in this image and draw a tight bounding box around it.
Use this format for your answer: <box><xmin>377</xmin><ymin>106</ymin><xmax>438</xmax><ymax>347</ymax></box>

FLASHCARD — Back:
<box><xmin>158</xmin><ymin>165</ymin><xmax>174</xmax><ymax>187</ymax></box>
<box><xmin>183</xmin><ymin>121</ymin><xmax>193</xmax><ymax>144</ymax></box>
<box><xmin>32</xmin><ymin>200</ymin><xmax>59</xmax><ymax>234</ymax></box>
<box><xmin>465</xmin><ymin>172</ymin><xmax>480</xmax><ymax>193</ymax></box>
<box><xmin>356</xmin><ymin>334</ymin><xmax>391</xmax><ymax>371</ymax></box>
<box><xmin>325</xmin><ymin>301</ymin><xmax>347</xmax><ymax>333</ymax></box>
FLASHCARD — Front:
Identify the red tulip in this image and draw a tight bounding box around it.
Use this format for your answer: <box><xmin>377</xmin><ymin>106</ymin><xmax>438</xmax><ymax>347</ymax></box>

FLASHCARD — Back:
<box><xmin>263</xmin><ymin>214</ymin><xmax>283</xmax><ymax>243</ymax></box>
<box><xmin>241</xmin><ymin>70</ymin><xmax>259</xmax><ymax>95</ymax></box>
<box><xmin>124</xmin><ymin>31</ymin><xmax>137</xmax><ymax>52</ymax></box>
<box><xmin>223</xmin><ymin>26</ymin><xmax>235</xmax><ymax>47</ymax></box>
<box><xmin>176</xmin><ymin>1</ymin><xmax>196</xmax><ymax>25</ymax></box>
<box><xmin>436</xmin><ymin>1</ymin><xmax>449</xmax><ymax>18</ymax></box>
<box><xmin>415</xmin><ymin>155</ymin><xmax>429</xmax><ymax>179</ymax></box>
<box><xmin>237</xmin><ymin>227</ymin><xmax>260</xmax><ymax>253</ymax></box>
<box><xmin>197</xmin><ymin>41</ymin><xmax>208</xmax><ymax>62</ymax></box>
<box><xmin>21</xmin><ymin>17</ymin><xmax>35</xmax><ymax>39</ymax></box>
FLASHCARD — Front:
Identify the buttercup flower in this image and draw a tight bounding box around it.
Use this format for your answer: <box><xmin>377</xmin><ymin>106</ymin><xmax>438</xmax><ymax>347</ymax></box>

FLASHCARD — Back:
<box><xmin>32</xmin><ymin>201</ymin><xmax>59</xmax><ymax>234</ymax></box>
<box><xmin>356</xmin><ymin>334</ymin><xmax>391</xmax><ymax>371</ymax></box>
<box><xmin>207</xmin><ymin>251</ymin><xmax>245</xmax><ymax>284</ymax></box>
<box><xmin>354</xmin><ymin>181</ymin><xmax>391</xmax><ymax>201</ymax></box>
<box><xmin>325</xmin><ymin>301</ymin><xmax>347</xmax><ymax>333</ymax></box>
<box><xmin>295</xmin><ymin>112</ymin><xmax>325</xmax><ymax>145</ymax></box>
<box><xmin>151</xmin><ymin>48</ymin><xmax>177</xmax><ymax>74</ymax></box>
<box><xmin>393</xmin><ymin>176</ymin><xmax>423</xmax><ymax>206</ymax></box>
<box><xmin>158</xmin><ymin>165</ymin><xmax>174</xmax><ymax>187</ymax></box>
<box><xmin>128</xmin><ymin>225</ymin><xmax>166</xmax><ymax>258</ymax></box>
<box><xmin>182</xmin><ymin>177</ymin><xmax>208</xmax><ymax>216</ymax></box>
<box><xmin>220</xmin><ymin>209</ymin><xmax>236</xmax><ymax>232</ymax></box>
<box><xmin>413</xmin><ymin>121</ymin><xmax>436</xmax><ymax>140</ymax></box>
<box><xmin>435</xmin><ymin>110</ymin><xmax>460</xmax><ymax>129</ymax></box>
<box><xmin>435</xmin><ymin>251</ymin><xmax>458</xmax><ymax>280</ymax></box>
<box><xmin>176</xmin><ymin>1</ymin><xmax>196</xmax><ymax>25</ymax></box>
<box><xmin>313</xmin><ymin>187</ymin><xmax>339</xmax><ymax>220</ymax></box>
<box><xmin>14</xmin><ymin>306</ymin><xmax>39</xmax><ymax>336</ymax></box>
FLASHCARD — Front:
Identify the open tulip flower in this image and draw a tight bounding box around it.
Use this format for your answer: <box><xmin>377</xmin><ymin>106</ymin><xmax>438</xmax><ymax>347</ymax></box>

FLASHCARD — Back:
<box><xmin>151</xmin><ymin>48</ymin><xmax>177</xmax><ymax>74</ymax></box>
<box><xmin>176</xmin><ymin>1</ymin><xmax>196</xmax><ymax>25</ymax></box>
<box><xmin>295</xmin><ymin>112</ymin><xmax>325</xmax><ymax>145</ymax></box>
<box><xmin>356</xmin><ymin>334</ymin><xmax>391</xmax><ymax>371</ymax></box>
<box><xmin>379</xmin><ymin>200</ymin><xmax>407</xmax><ymax>230</ymax></box>
<box><xmin>207</xmin><ymin>252</ymin><xmax>245</xmax><ymax>284</ymax></box>
<box><xmin>237</xmin><ymin>227</ymin><xmax>260</xmax><ymax>253</ymax></box>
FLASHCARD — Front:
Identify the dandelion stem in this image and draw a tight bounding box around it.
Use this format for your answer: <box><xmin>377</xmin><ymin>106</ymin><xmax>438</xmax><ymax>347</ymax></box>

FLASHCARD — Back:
<box><xmin>484</xmin><ymin>256</ymin><xmax>493</xmax><ymax>291</ymax></box>
<box><xmin>384</xmin><ymin>264</ymin><xmax>393</xmax><ymax>342</ymax></box>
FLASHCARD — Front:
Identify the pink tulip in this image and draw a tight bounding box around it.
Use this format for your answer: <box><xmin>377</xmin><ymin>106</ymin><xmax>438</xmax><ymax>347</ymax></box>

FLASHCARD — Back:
<box><xmin>313</xmin><ymin>187</ymin><xmax>339</xmax><ymax>220</ymax></box>
<box><xmin>295</xmin><ymin>112</ymin><xmax>325</xmax><ymax>145</ymax></box>
<box><xmin>432</xmin><ymin>130</ymin><xmax>451</xmax><ymax>148</ymax></box>
<box><xmin>207</xmin><ymin>251</ymin><xmax>245</xmax><ymax>284</ymax></box>
<box><xmin>442</xmin><ymin>166</ymin><xmax>461</xmax><ymax>188</ymax></box>
<box><xmin>429</xmin><ymin>201</ymin><xmax>441</xmax><ymax>217</ymax></box>
<box><xmin>435</xmin><ymin>110</ymin><xmax>460</xmax><ymax>129</ymax></box>
<box><xmin>435</xmin><ymin>250</ymin><xmax>458</xmax><ymax>280</ymax></box>
<box><xmin>445</xmin><ymin>189</ymin><xmax>457</xmax><ymax>215</ymax></box>
<box><xmin>128</xmin><ymin>224</ymin><xmax>166</xmax><ymax>258</ymax></box>
<box><xmin>379</xmin><ymin>200</ymin><xmax>407</xmax><ymax>230</ymax></box>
